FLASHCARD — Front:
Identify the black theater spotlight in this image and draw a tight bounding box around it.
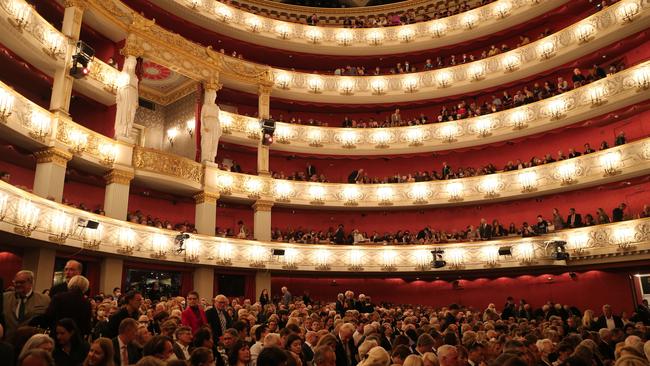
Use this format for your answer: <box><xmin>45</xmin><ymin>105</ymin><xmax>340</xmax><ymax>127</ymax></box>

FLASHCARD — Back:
<box><xmin>174</xmin><ymin>232</ymin><xmax>190</xmax><ymax>253</ymax></box>
<box><xmin>69</xmin><ymin>41</ymin><xmax>95</xmax><ymax>79</ymax></box>
<box><xmin>431</xmin><ymin>248</ymin><xmax>446</xmax><ymax>269</ymax></box>
<box><xmin>260</xmin><ymin>118</ymin><xmax>276</xmax><ymax>146</ymax></box>
<box><xmin>549</xmin><ymin>240</ymin><xmax>570</xmax><ymax>261</ymax></box>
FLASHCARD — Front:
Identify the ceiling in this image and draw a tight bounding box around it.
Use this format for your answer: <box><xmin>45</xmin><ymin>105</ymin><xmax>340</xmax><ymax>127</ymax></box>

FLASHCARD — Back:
<box><xmin>139</xmin><ymin>60</ymin><xmax>197</xmax><ymax>106</ymax></box>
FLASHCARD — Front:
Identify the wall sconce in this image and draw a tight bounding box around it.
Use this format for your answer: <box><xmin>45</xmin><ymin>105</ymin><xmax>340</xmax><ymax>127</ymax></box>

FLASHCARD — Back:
<box><xmin>214</xmin><ymin>4</ymin><xmax>233</xmax><ymax>22</ymax></box>
<box><xmin>68</xmin><ymin>129</ymin><xmax>88</xmax><ymax>154</ymax></box>
<box><xmin>402</xmin><ymin>76</ymin><xmax>419</xmax><ymax>93</ymax></box>
<box><xmin>273</xmin><ymin>181</ymin><xmax>293</xmax><ymax>202</ymax></box>
<box><xmin>447</xmin><ymin>248</ymin><xmax>466</xmax><ymax>269</ymax></box>
<box><xmin>275</xmin><ymin>72</ymin><xmax>292</xmax><ymax>89</ymax></box>
<box><xmin>502</xmin><ymin>53</ymin><xmax>521</xmax><ymax>72</ymax></box>
<box><xmin>429</xmin><ymin>21</ymin><xmax>447</xmax><ymax>37</ymax></box>
<box><xmin>468</xmin><ymin>62</ymin><xmax>486</xmax><ymax>81</ymax></box>
<box><xmin>600</xmin><ymin>151</ymin><xmax>622</xmax><ymax>176</ymax></box>
<box><xmin>48</xmin><ymin>210</ymin><xmax>72</xmax><ymax>244</ymax></box>
<box><xmin>516</xmin><ymin>242</ymin><xmax>535</xmax><ymax>264</ymax></box>
<box><xmin>371</xmin><ymin>129</ymin><xmax>391</xmax><ymax>149</ymax></box>
<box><xmin>82</xmin><ymin>222</ymin><xmax>102</xmax><ymax>250</ymax></box>
<box><xmin>275</xmin><ymin>23</ymin><xmax>292</xmax><ymax>39</ymax></box>
<box><xmin>538</xmin><ymin>40</ymin><xmax>556</xmax><ymax>59</ymax></box>
<box><xmin>305</xmin><ymin>28</ymin><xmax>323</xmax><ymax>43</ymax></box>
<box><xmin>567</xmin><ymin>233</ymin><xmax>590</xmax><ymax>254</ymax></box>
<box><xmin>0</xmin><ymin>192</ymin><xmax>9</xmax><ymax>221</ymax></box>
<box><xmin>308</xmin><ymin>185</ymin><xmax>326</xmax><ymax>204</ymax></box>
<box><xmin>341</xmin><ymin>185</ymin><xmax>361</xmax><ymax>206</ymax></box>
<box><xmin>575</xmin><ymin>22</ymin><xmax>596</xmax><ymax>43</ymax></box>
<box><xmin>244</xmin><ymin>178</ymin><xmax>263</xmax><ymax>199</ymax></box>
<box><xmin>338</xmin><ymin>78</ymin><xmax>355</xmax><ymax>95</ymax></box>
<box><xmin>446</xmin><ymin>181</ymin><xmax>464</xmax><ymax>202</ymax></box>
<box><xmin>398</xmin><ymin>27</ymin><xmax>415</xmax><ymax>42</ymax></box>
<box><xmin>314</xmin><ymin>249</ymin><xmax>331</xmax><ymax>270</ymax></box>
<box><xmin>545</xmin><ymin>98</ymin><xmax>567</xmax><ymax>119</ymax></box>
<box><xmin>472</xmin><ymin>117</ymin><xmax>494</xmax><ymax>137</ymax></box>
<box><xmin>219</xmin><ymin>113</ymin><xmax>233</xmax><ymax>134</ymax></box>
<box><xmin>376</xmin><ymin>186</ymin><xmax>394</xmax><ymax>206</ymax></box>
<box><xmin>435</xmin><ymin>70</ymin><xmax>453</xmax><ymax>88</ymax></box>
<box><xmin>408</xmin><ymin>183</ymin><xmax>431</xmax><ymax>204</ymax></box>
<box><xmin>43</xmin><ymin>30</ymin><xmax>65</xmax><ymax>59</ymax></box>
<box><xmin>307</xmin><ymin>129</ymin><xmax>323</xmax><ymax>147</ymax></box>
<box><xmin>556</xmin><ymin>162</ymin><xmax>581</xmax><ymax>185</ymax></box>
<box><xmin>478</xmin><ymin>176</ymin><xmax>502</xmax><ymax>198</ymax></box>
<box><xmin>282</xmin><ymin>248</ymin><xmax>299</xmax><ymax>270</ymax></box>
<box><xmin>186</xmin><ymin>119</ymin><xmax>195</xmax><ymax>137</ymax></box>
<box><xmin>307</xmin><ymin>76</ymin><xmax>324</xmax><ymax>93</ymax></box>
<box><xmin>370</xmin><ymin>78</ymin><xmax>387</xmax><ymax>95</ymax></box>
<box><xmin>0</xmin><ymin>86</ymin><xmax>15</xmax><ymax>123</ymax></box>
<box><xmin>613</xmin><ymin>226</ymin><xmax>636</xmax><ymax>250</ymax></box>
<box><xmin>481</xmin><ymin>246</ymin><xmax>499</xmax><ymax>267</ymax></box>
<box><xmin>167</xmin><ymin>128</ymin><xmax>179</xmax><ymax>146</ymax></box>
<box><xmin>493</xmin><ymin>1</ymin><xmax>512</xmax><ymax>18</ymax></box>
<box><xmin>631</xmin><ymin>66</ymin><xmax>650</xmax><ymax>89</ymax></box>
<box><xmin>14</xmin><ymin>199</ymin><xmax>39</xmax><ymax>237</ymax></box>
<box><xmin>116</xmin><ymin>228</ymin><xmax>136</xmax><ymax>255</ymax></box>
<box><xmin>98</xmin><ymin>143</ymin><xmax>118</xmax><ymax>166</ymax></box>
<box><xmin>461</xmin><ymin>12</ymin><xmax>479</xmax><ymax>29</ymax></box>
<box><xmin>216</xmin><ymin>174</ymin><xmax>234</xmax><ymax>195</ymax></box>
<box><xmin>274</xmin><ymin>124</ymin><xmax>292</xmax><ymax>144</ymax></box>
<box><xmin>439</xmin><ymin>124</ymin><xmax>460</xmax><ymax>143</ymax></box>
<box><xmin>413</xmin><ymin>250</ymin><xmax>430</xmax><ymax>271</ymax></box>
<box><xmin>366</xmin><ymin>29</ymin><xmax>384</xmax><ymax>45</ymax></box>
<box><xmin>151</xmin><ymin>234</ymin><xmax>169</xmax><ymax>259</ymax></box>
<box><xmin>7</xmin><ymin>0</ymin><xmax>32</xmax><ymax>32</ymax></box>
<box><xmin>215</xmin><ymin>242</ymin><xmax>233</xmax><ymax>265</ymax></box>
<box><xmin>404</xmin><ymin>128</ymin><xmax>425</xmax><ymax>146</ymax></box>
<box><xmin>246</xmin><ymin>16</ymin><xmax>262</xmax><ymax>32</ymax></box>
<box><xmin>29</xmin><ymin>111</ymin><xmax>51</xmax><ymax>141</ymax></box>
<box><xmin>509</xmin><ymin>108</ymin><xmax>530</xmax><ymax>129</ymax></box>
<box><xmin>617</xmin><ymin>1</ymin><xmax>640</xmax><ymax>23</ymax></box>
<box><xmin>518</xmin><ymin>170</ymin><xmax>538</xmax><ymax>192</ymax></box>
<box><xmin>336</xmin><ymin>30</ymin><xmax>353</xmax><ymax>46</ymax></box>
<box><xmin>184</xmin><ymin>238</ymin><xmax>200</xmax><ymax>263</ymax></box>
<box><xmin>381</xmin><ymin>249</ymin><xmax>397</xmax><ymax>271</ymax></box>
<box><xmin>348</xmin><ymin>249</ymin><xmax>364</xmax><ymax>271</ymax></box>
<box><xmin>339</xmin><ymin>130</ymin><xmax>358</xmax><ymax>149</ymax></box>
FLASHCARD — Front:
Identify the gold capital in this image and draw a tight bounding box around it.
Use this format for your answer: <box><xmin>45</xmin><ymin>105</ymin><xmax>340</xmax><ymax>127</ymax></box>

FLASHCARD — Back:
<box><xmin>252</xmin><ymin>200</ymin><xmax>274</xmax><ymax>212</ymax></box>
<box><xmin>33</xmin><ymin>147</ymin><xmax>72</xmax><ymax>166</ymax></box>
<box><xmin>194</xmin><ymin>191</ymin><xmax>220</xmax><ymax>204</ymax></box>
<box><xmin>120</xmin><ymin>36</ymin><xmax>145</xmax><ymax>58</ymax></box>
<box><xmin>104</xmin><ymin>169</ymin><xmax>134</xmax><ymax>185</ymax></box>
<box><xmin>258</xmin><ymin>84</ymin><xmax>273</xmax><ymax>96</ymax></box>
<box><xmin>204</xmin><ymin>80</ymin><xmax>223</xmax><ymax>92</ymax></box>
<box><xmin>64</xmin><ymin>0</ymin><xmax>88</xmax><ymax>9</ymax></box>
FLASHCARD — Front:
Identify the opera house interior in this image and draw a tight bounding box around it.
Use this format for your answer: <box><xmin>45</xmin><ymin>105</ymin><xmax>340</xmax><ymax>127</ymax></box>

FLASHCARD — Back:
<box><xmin>1</xmin><ymin>0</ymin><xmax>650</xmax><ymax>365</ymax></box>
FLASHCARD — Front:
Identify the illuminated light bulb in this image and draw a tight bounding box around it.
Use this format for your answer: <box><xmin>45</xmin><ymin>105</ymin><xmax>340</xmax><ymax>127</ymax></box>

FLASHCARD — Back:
<box><xmin>68</xmin><ymin>129</ymin><xmax>89</xmax><ymax>154</ymax></box>
<box><xmin>371</xmin><ymin>129</ymin><xmax>391</xmax><ymax>149</ymax></box>
<box><xmin>575</xmin><ymin>22</ymin><xmax>596</xmax><ymax>43</ymax></box>
<box><xmin>370</xmin><ymin>78</ymin><xmax>388</xmax><ymax>95</ymax></box>
<box><xmin>336</xmin><ymin>30</ymin><xmax>354</xmax><ymax>46</ymax></box>
<box><xmin>439</xmin><ymin>123</ymin><xmax>460</xmax><ymax>143</ymax></box>
<box><xmin>538</xmin><ymin>40</ymin><xmax>556</xmax><ymax>59</ymax></box>
<box><xmin>0</xmin><ymin>86</ymin><xmax>16</xmax><ymax>122</ymax></box>
<box><xmin>219</xmin><ymin>113</ymin><xmax>233</xmax><ymax>133</ymax></box>
<box><xmin>397</xmin><ymin>27</ymin><xmax>415</xmax><ymax>42</ymax></box>
<box><xmin>473</xmin><ymin>117</ymin><xmax>494</xmax><ymax>137</ymax></box>
<box><xmin>167</xmin><ymin>127</ymin><xmax>179</xmax><ymax>146</ymax></box>
<box><xmin>588</xmin><ymin>84</ymin><xmax>608</xmax><ymax>105</ymax></box>
<box><xmin>381</xmin><ymin>249</ymin><xmax>397</xmax><ymax>270</ymax></box>
<box><xmin>305</xmin><ymin>28</ymin><xmax>323</xmax><ymax>43</ymax></box>
<box><xmin>43</xmin><ymin>30</ymin><xmax>65</xmax><ymax>58</ymax></box>
<box><xmin>348</xmin><ymin>249</ymin><xmax>364</xmax><ymax>270</ymax></box>
<box><xmin>249</xmin><ymin>246</ymin><xmax>267</xmax><ymax>267</ymax></box>
<box><xmin>556</xmin><ymin>162</ymin><xmax>580</xmax><ymax>185</ymax></box>
<box><xmin>339</xmin><ymin>130</ymin><xmax>358</xmax><ymax>149</ymax></box>
<box><xmin>446</xmin><ymin>181</ymin><xmax>464</xmax><ymax>202</ymax></box>
<box><xmin>29</xmin><ymin>111</ymin><xmax>51</xmax><ymax>141</ymax></box>
<box><xmin>516</xmin><ymin>242</ymin><xmax>535</xmax><ymax>263</ymax></box>
<box><xmin>366</xmin><ymin>29</ymin><xmax>384</xmax><ymax>45</ymax></box>
<box><xmin>7</xmin><ymin>0</ymin><xmax>32</xmax><ymax>31</ymax></box>
<box><xmin>246</xmin><ymin>16</ymin><xmax>262</xmax><ymax>32</ymax></box>
<box><xmin>307</xmin><ymin>129</ymin><xmax>323</xmax><ymax>147</ymax></box>
<box><xmin>405</xmin><ymin>128</ymin><xmax>424</xmax><ymax>146</ymax></box>
<box><xmin>435</xmin><ymin>70</ymin><xmax>453</xmax><ymax>88</ymax></box>
<box><xmin>275</xmin><ymin>23</ymin><xmax>292</xmax><ymax>39</ymax></box>
<box><xmin>82</xmin><ymin>222</ymin><xmax>103</xmax><ymax>249</ymax></box>
<box><xmin>567</xmin><ymin>233</ymin><xmax>590</xmax><ymax>253</ymax></box>
<box><xmin>413</xmin><ymin>249</ymin><xmax>431</xmax><ymax>270</ymax></box>
<box><xmin>274</xmin><ymin>124</ymin><xmax>293</xmax><ymax>144</ymax></box>
<box><xmin>402</xmin><ymin>75</ymin><xmax>419</xmax><ymax>93</ymax></box>
<box><xmin>600</xmin><ymin>151</ymin><xmax>622</xmax><ymax>176</ymax></box>
<box><xmin>215</xmin><ymin>242</ymin><xmax>233</xmax><ymax>265</ymax></box>
<box><xmin>509</xmin><ymin>109</ymin><xmax>530</xmax><ymax>129</ymax></box>
<box><xmin>314</xmin><ymin>249</ymin><xmax>331</xmax><ymax>270</ymax></box>
<box><xmin>447</xmin><ymin>248</ymin><xmax>466</xmax><ymax>268</ymax></box>
<box><xmin>429</xmin><ymin>21</ymin><xmax>447</xmax><ymax>37</ymax></box>
<box><xmin>409</xmin><ymin>183</ymin><xmax>431</xmax><ymax>204</ymax></box>
<box><xmin>308</xmin><ymin>185</ymin><xmax>326</xmax><ymax>204</ymax></box>
<box><xmin>245</xmin><ymin>119</ymin><xmax>261</xmax><ymax>139</ymax></box>
<box><xmin>0</xmin><ymin>192</ymin><xmax>8</xmax><ymax>221</ymax></box>
<box><xmin>631</xmin><ymin>66</ymin><xmax>650</xmax><ymax>89</ymax></box>
<box><xmin>244</xmin><ymin>178</ymin><xmax>263</xmax><ymax>198</ymax></box>
<box><xmin>468</xmin><ymin>62</ymin><xmax>486</xmax><ymax>81</ymax></box>
<box><xmin>307</xmin><ymin>76</ymin><xmax>324</xmax><ymax>93</ymax></box>
<box><xmin>116</xmin><ymin>228</ymin><xmax>136</xmax><ymax>255</ymax></box>
<box><xmin>216</xmin><ymin>174</ymin><xmax>234</xmax><ymax>194</ymax></box>
<box><xmin>214</xmin><ymin>5</ymin><xmax>232</xmax><ymax>21</ymax></box>
<box><xmin>479</xmin><ymin>176</ymin><xmax>502</xmax><ymax>198</ymax></box>
<box><xmin>184</xmin><ymin>238</ymin><xmax>200</xmax><ymax>262</ymax></box>
<box><xmin>48</xmin><ymin>210</ymin><xmax>72</xmax><ymax>243</ymax></box>
<box><xmin>338</xmin><ymin>78</ymin><xmax>355</xmax><ymax>95</ymax></box>
<box><xmin>151</xmin><ymin>234</ymin><xmax>169</xmax><ymax>259</ymax></box>
<box><xmin>545</xmin><ymin>98</ymin><xmax>567</xmax><ymax>119</ymax></box>
<box><xmin>186</xmin><ymin>119</ymin><xmax>195</xmax><ymax>136</ymax></box>
<box><xmin>517</xmin><ymin>170</ymin><xmax>538</xmax><ymax>192</ymax></box>
<box><xmin>502</xmin><ymin>53</ymin><xmax>521</xmax><ymax>72</ymax></box>
<box><xmin>481</xmin><ymin>246</ymin><xmax>499</xmax><ymax>266</ymax></box>
<box><xmin>613</xmin><ymin>227</ymin><xmax>635</xmax><ymax>249</ymax></box>
<box><xmin>274</xmin><ymin>72</ymin><xmax>292</xmax><ymax>89</ymax></box>
<box><xmin>342</xmin><ymin>185</ymin><xmax>361</xmax><ymax>205</ymax></box>
<box><xmin>282</xmin><ymin>248</ymin><xmax>299</xmax><ymax>269</ymax></box>
<box><xmin>14</xmin><ymin>199</ymin><xmax>39</xmax><ymax>236</ymax></box>
<box><xmin>461</xmin><ymin>12</ymin><xmax>479</xmax><ymax>29</ymax></box>
<box><xmin>376</xmin><ymin>186</ymin><xmax>394</xmax><ymax>205</ymax></box>
<box><xmin>617</xmin><ymin>1</ymin><xmax>640</xmax><ymax>22</ymax></box>
<box><xmin>493</xmin><ymin>1</ymin><xmax>512</xmax><ymax>18</ymax></box>
<box><xmin>273</xmin><ymin>181</ymin><xmax>293</xmax><ymax>202</ymax></box>
<box><xmin>98</xmin><ymin>143</ymin><xmax>118</xmax><ymax>165</ymax></box>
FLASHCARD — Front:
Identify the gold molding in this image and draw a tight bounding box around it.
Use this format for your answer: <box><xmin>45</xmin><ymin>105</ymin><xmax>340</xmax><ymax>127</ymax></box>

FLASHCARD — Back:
<box><xmin>120</xmin><ymin>34</ymin><xmax>145</xmax><ymax>58</ymax></box>
<box><xmin>64</xmin><ymin>0</ymin><xmax>88</xmax><ymax>9</ymax></box>
<box><xmin>104</xmin><ymin>169</ymin><xmax>134</xmax><ymax>185</ymax></box>
<box><xmin>33</xmin><ymin>147</ymin><xmax>73</xmax><ymax>166</ymax></box>
<box><xmin>194</xmin><ymin>191</ymin><xmax>220</xmax><ymax>204</ymax></box>
<box><xmin>252</xmin><ymin>199</ymin><xmax>274</xmax><ymax>212</ymax></box>
<box><xmin>132</xmin><ymin>146</ymin><xmax>203</xmax><ymax>184</ymax></box>
<box><xmin>139</xmin><ymin>80</ymin><xmax>198</xmax><ymax>106</ymax></box>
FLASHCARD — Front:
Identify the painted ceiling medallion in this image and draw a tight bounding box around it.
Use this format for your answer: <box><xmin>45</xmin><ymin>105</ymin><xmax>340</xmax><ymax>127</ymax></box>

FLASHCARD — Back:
<box><xmin>142</xmin><ymin>61</ymin><xmax>172</xmax><ymax>81</ymax></box>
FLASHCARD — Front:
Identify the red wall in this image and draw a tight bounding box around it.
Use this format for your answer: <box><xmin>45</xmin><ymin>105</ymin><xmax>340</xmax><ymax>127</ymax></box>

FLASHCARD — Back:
<box><xmin>0</xmin><ymin>250</ymin><xmax>23</xmax><ymax>291</ymax></box>
<box><xmin>272</xmin><ymin>270</ymin><xmax>638</xmax><ymax>314</ymax></box>
<box><xmin>62</xmin><ymin>180</ymin><xmax>105</xmax><ymax>211</ymax></box>
<box><xmin>217</xmin><ymin>203</ymin><xmax>254</xmax><ymax>234</ymax></box>
<box><xmin>69</xmin><ymin>98</ymin><xmax>117</xmax><ymax>138</ymax></box>
<box><xmin>128</xmin><ymin>192</ymin><xmax>196</xmax><ymax>225</ymax></box>
<box><xmin>0</xmin><ymin>160</ymin><xmax>35</xmax><ymax>190</ymax></box>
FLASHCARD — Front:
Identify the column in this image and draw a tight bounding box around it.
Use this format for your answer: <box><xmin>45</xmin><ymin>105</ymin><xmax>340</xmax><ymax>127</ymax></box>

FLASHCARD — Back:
<box><xmin>257</xmin><ymin>85</ymin><xmax>272</xmax><ymax>176</ymax></box>
<box><xmin>255</xmin><ymin>270</ymin><xmax>272</xmax><ymax>298</ymax></box>
<box><xmin>194</xmin><ymin>191</ymin><xmax>219</xmax><ymax>236</ymax></box>
<box><xmin>33</xmin><ymin>147</ymin><xmax>73</xmax><ymax>202</ymax></box>
<box><xmin>22</xmin><ymin>247</ymin><xmax>56</xmax><ymax>293</ymax></box>
<box><xmin>50</xmin><ymin>0</ymin><xmax>87</xmax><ymax>115</ymax></box>
<box><xmin>99</xmin><ymin>257</ymin><xmax>123</xmax><ymax>295</ymax></box>
<box><xmin>252</xmin><ymin>200</ymin><xmax>273</xmax><ymax>241</ymax></box>
<box><xmin>103</xmin><ymin>169</ymin><xmax>134</xmax><ymax>220</ymax></box>
<box><xmin>193</xmin><ymin>267</ymin><xmax>215</xmax><ymax>300</ymax></box>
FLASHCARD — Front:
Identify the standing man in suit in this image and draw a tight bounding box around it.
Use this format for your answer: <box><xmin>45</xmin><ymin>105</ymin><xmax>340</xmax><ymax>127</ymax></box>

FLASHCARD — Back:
<box><xmin>347</xmin><ymin>169</ymin><xmax>363</xmax><ymax>184</ymax></box>
<box><xmin>107</xmin><ymin>291</ymin><xmax>143</xmax><ymax>338</ymax></box>
<box><xmin>2</xmin><ymin>270</ymin><xmax>50</xmax><ymax>338</ymax></box>
<box><xmin>478</xmin><ymin>218</ymin><xmax>492</xmax><ymax>240</ymax></box>
<box><xmin>113</xmin><ymin>318</ymin><xmax>142</xmax><ymax>366</ymax></box>
<box><xmin>335</xmin><ymin>323</ymin><xmax>358</xmax><ymax>366</ymax></box>
<box><xmin>181</xmin><ymin>291</ymin><xmax>207</xmax><ymax>334</ymax></box>
<box><xmin>281</xmin><ymin>287</ymin><xmax>292</xmax><ymax>307</ymax></box>
<box><xmin>205</xmin><ymin>294</ymin><xmax>232</xmax><ymax>343</ymax></box>
<box><xmin>612</xmin><ymin>203</ymin><xmax>627</xmax><ymax>222</ymax></box>
<box><xmin>595</xmin><ymin>304</ymin><xmax>624</xmax><ymax>330</ymax></box>
<box><xmin>49</xmin><ymin>260</ymin><xmax>82</xmax><ymax>298</ymax></box>
<box><xmin>566</xmin><ymin>208</ymin><xmax>583</xmax><ymax>228</ymax></box>
<box><xmin>306</xmin><ymin>163</ymin><xmax>317</xmax><ymax>179</ymax></box>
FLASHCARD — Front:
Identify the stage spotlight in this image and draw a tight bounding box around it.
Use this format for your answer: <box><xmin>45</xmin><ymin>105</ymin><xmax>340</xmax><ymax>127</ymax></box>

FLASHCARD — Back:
<box><xmin>69</xmin><ymin>41</ymin><xmax>95</xmax><ymax>79</ymax></box>
<box><xmin>431</xmin><ymin>248</ymin><xmax>447</xmax><ymax>269</ymax></box>
<box><xmin>549</xmin><ymin>240</ymin><xmax>570</xmax><ymax>260</ymax></box>
<box><xmin>260</xmin><ymin>118</ymin><xmax>276</xmax><ymax>146</ymax></box>
<box><xmin>174</xmin><ymin>232</ymin><xmax>190</xmax><ymax>253</ymax></box>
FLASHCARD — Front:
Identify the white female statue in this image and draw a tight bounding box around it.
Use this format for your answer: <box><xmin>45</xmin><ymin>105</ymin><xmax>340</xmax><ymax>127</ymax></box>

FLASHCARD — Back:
<box><xmin>114</xmin><ymin>56</ymin><xmax>139</xmax><ymax>138</ymax></box>
<box><xmin>200</xmin><ymin>88</ymin><xmax>221</xmax><ymax>162</ymax></box>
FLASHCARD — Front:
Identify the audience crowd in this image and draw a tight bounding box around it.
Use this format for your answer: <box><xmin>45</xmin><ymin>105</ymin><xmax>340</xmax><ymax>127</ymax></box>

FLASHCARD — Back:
<box><xmin>4</xmin><ymin>263</ymin><xmax>650</xmax><ymax>366</ymax></box>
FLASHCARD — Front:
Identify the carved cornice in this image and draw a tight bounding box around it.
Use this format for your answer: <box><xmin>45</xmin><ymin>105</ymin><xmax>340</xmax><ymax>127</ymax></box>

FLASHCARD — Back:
<box><xmin>257</xmin><ymin>84</ymin><xmax>273</xmax><ymax>96</ymax></box>
<box><xmin>104</xmin><ymin>169</ymin><xmax>134</xmax><ymax>185</ymax></box>
<box><xmin>33</xmin><ymin>148</ymin><xmax>73</xmax><ymax>166</ymax></box>
<box><xmin>194</xmin><ymin>191</ymin><xmax>220</xmax><ymax>204</ymax></box>
<box><xmin>132</xmin><ymin>146</ymin><xmax>203</xmax><ymax>184</ymax></box>
<box><xmin>139</xmin><ymin>80</ymin><xmax>198</xmax><ymax>106</ymax></box>
<box><xmin>252</xmin><ymin>199</ymin><xmax>274</xmax><ymax>212</ymax></box>
<box><xmin>120</xmin><ymin>34</ymin><xmax>145</xmax><ymax>58</ymax></box>
<box><xmin>203</xmin><ymin>79</ymin><xmax>223</xmax><ymax>92</ymax></box>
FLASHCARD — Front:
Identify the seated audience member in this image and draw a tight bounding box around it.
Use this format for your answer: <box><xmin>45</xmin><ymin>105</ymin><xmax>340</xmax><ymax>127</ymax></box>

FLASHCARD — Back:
<box><xmin>83</xmin><ymin>338</ymin><xmax>115</xmax><ymax>366</ymax></box>
<box><xmin>53</xmin><ymin>318</ymin><xmax>90</xmax><ymax>366</ymax></box>
<box><xmin>566</xmin><ymin>208</ymin><xmax>583</xmax><ymax>228</ymax></box>
<box><xmin>19</xmin><ymin>349</ymin><xmax>56</xmax><ymax>366</ymax></box>
<box><xmin>113</xmin><ymin>318</ymin><xmax>143</xmax><ymax>366</ymax></box>
<box><xmin>190</xmin><ymin>347</ymin><xmax>215</xmax><ymax>366</ymax></box>
<box><xmin>173</xmin><ymin>326</ymin><xmax>193</xmax><ymax>361</ymax></box>
<box><xmin>18</xmin><ymin>334</ymin><xmax>54</xmax><ymax>361</ymax></box>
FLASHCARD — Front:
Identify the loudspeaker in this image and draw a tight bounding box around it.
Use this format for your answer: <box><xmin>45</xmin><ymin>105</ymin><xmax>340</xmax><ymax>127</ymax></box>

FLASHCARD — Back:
<box><xmin>272</xmin><ymin>249</ymin><xmax>285</xmax><ymax>256</ymax></box>
<box><xmin>498</xmin><ymin>246</ymin><xmax>512</xmax><ymax>256</ymax></box>
<box><xmin>85</xmin><ymin>220</ymin><xmax>100</xmax><ymax>229</ymax></box>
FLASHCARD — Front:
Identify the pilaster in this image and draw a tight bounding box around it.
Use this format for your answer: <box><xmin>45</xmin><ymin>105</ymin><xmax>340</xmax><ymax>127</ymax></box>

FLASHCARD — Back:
<box><xmin>22</xmin><ymin>247</ymin><xmax>56</xmax><ymax>293</ymax></box>
<box><xmin>33</xmin><ymin>147</ymin><xmax>73</xmax><ymax>202</ymax></box>
<box><xmin>103</xmin><ymin>169</ymin><xmax>134</xmax><ymax>220</ymax></box>
<box><xmin>193</xmin><ymin>267</ymin><xmax>215</xmax><ymax>300</ymax></box>
<box><xmin>255</xmin><ymin>270</ymin><xmax>272</xmax><ymax>300</ymax></box>
<box><xmin>99</xmin><ymin>257</ymin><xmax>123</xmax><ymax>294</ymax></box>
<box><xmin>252</xmin><ymin>200</ymin><xmax>273</xmax><ymax>241</ymax></box>
<box><xmin>194</xmin><ymin>191</ymin><xmax>220</xmax><ymax>236</ymax></box>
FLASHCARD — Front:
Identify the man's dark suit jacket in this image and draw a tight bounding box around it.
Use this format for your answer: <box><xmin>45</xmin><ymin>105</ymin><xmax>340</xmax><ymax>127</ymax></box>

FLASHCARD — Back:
<box><xmin>46</xmin><ymin>288</ymin><xmax>92</xmax><ymax>336</ymax></box>
<box><xmin>49</xmin><ymin>282</ymin><xmax>68</xmax><ymax>299</ymax></box>
<box><xmin>173</xmin><ymin>342</ymin><xmax>193</xmax><ymax>361</ymax></box>
<box><xmin>112</xmin><ymin>337</ymin><xmax>142</xmax><ymax>366</ymax></box>
<box><xmin>335</xmin><ymin>335</ymin><xmax>358</xmax><ymax>366</ymax></box>
<box><xmin>205</xmin><ymin>307</ymin><xmax>232</xmax><ymax>342</ymax></box>
<box><xmin>594</xmin><ymin>315</ymin><xmax>624</xmax><ymax>330</ymax></box>
<box><xmin>566</xmin><ymin>213</ymin><xmax>583</xmax><ymax>228</ymax></box>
